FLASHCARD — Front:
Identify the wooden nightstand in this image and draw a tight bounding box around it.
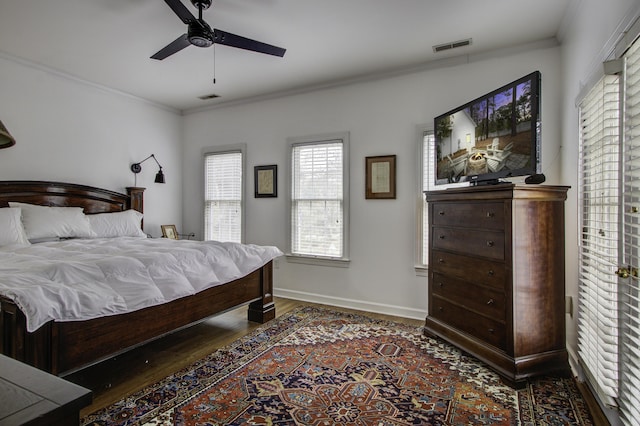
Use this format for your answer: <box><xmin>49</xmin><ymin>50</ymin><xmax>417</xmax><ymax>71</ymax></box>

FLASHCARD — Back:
<box><xmin>0</xmin><ymin>354</ymin><xmax>92</xmax><ymax>425</ymax></box>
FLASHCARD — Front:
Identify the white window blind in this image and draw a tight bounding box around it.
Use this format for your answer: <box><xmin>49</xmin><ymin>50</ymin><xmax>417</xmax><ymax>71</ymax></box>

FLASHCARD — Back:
<box><xmin>204</xmin><ymin>151</ymin><xmax>243</xmax><ymax>243</ymax></box>
<box><xmin>291</xmin><ymin>140</ymin><xmax>344</xmax><ymax>258</ymax></box>
<box><xmin>421</xmin><ymin>131</ymin><xmax>436</xmax><ymax>266</ymax></box>
<box><xmin>577</xmin><ymin>73</ymin><xmax>620</xmax><ymax>405</ymax></box>
<box><xmin>620</xmin><ymin>36</ymin><xmax>640</xmax><ymax>425</ymax></box>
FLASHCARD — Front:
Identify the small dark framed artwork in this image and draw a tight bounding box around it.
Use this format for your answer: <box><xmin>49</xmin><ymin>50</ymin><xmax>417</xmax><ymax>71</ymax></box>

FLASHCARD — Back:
<box><xmin>254</xmin><ymin>165</ymin><xmax>278</xmax><ymax>198</ymax></box>
<box><xmin>365</xmin><ymin>155</ymin><xmax>396</xmax><ymax>199</ymax></box>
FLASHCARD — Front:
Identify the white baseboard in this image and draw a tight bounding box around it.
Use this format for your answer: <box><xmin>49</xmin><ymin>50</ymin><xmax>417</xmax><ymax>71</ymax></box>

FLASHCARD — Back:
<box><xmin>274</xmin><ymin>288</ymin><xmax>427</xmax><ymax>321</ymax></box>
<box><xmin>567</xmin><ymin>347</ymin><xmax>582</xmax><ymax>378</ymax></box>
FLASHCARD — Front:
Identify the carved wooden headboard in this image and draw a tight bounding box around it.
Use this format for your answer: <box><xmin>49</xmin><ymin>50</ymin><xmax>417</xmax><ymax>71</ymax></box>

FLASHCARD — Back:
<box><xmin>0</xmin><ymin>181</ymin><xmax>144</xmax><ymax>214</ymax></box>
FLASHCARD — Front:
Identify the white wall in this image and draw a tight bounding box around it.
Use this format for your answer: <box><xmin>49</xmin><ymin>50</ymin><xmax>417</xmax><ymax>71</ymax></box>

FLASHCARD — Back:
<box><xmin>0</xmin><ymin>54</ymin><xmax>183</xmax><ymax>236</ymax></box>
<box><xmin>560</xmin><ymin>0</ymin><xmax>640</xmax><ymax>422</ymax></box>
<box><xmin>182</xmin><ymin>43</ymin><xmax>564</xmax><ymax>319</ymax></box>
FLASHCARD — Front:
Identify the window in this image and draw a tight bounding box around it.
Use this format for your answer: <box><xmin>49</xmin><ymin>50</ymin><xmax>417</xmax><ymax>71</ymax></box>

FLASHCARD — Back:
<box><xmin>204</xmin><ymin>147</ymin><xmax>244</xmax><ymax>243</ymax></box>
<box><xmin>577</xmin><ymin>72</ymin><xmax>620</xmax><ymax>405</ymax></box>
<box><xmin>619</xmin><ymin>36</ymin><xmax>640</xmax><ymax>425</ymax></box>
<box><xmin>577</xmin><ymin>27</ymin><xmax>640</xmax><ymax>425</ymax></box>
<box><xmin>416</xmin><ymin>127</ymin><xmax>436</xmax><ymax>271</ymax></box>
<box><xmin>288</xmin><ymin>133</ymin><xmax>349</xmax><ymax>265</ymax></box>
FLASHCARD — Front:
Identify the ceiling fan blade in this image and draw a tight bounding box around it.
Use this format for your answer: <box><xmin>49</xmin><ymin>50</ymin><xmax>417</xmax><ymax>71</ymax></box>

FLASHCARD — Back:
<box><xmin>151</xmin><ymin>34</ymin><xmax>191</xmax><ymax>60</ymax></box>
<box><xmin>213</xmin><ymin>29</ymin><xmax>286</xmax><ymax>57</ymax></box>
<box><xmin>163</xmin><ymin>0</ymin><xmax>197</xmax><ymax>24</ymax></box>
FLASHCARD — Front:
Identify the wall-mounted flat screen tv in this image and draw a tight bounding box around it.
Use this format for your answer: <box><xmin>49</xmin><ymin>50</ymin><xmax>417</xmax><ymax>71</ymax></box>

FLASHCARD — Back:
<box><xmin>434</xmin><ymin>71</ymin><xmax>541</xmax><ymax>186</ymax></box>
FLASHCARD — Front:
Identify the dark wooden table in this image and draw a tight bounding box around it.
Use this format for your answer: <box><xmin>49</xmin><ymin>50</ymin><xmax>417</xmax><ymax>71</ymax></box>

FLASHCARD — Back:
<box><xmin>0</xmin><ymin>355</ymin><xmax>92</xmax><ymax>425</ymax></box>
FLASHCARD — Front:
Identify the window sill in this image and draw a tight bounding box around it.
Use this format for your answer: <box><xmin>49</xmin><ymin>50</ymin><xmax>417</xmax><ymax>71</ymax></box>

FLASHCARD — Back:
<box><xmin>286</xmin><ymin>254</ymin><xmax>350</xmax><ymax>268</ymax></box>
<box><xmin>414</xmin><ymin>265</ymin><xmax>428</xmax><ymax>277</ymax></box>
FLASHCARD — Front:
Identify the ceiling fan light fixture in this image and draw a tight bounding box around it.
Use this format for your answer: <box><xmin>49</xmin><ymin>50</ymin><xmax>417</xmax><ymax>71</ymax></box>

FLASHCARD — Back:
<box><xmin>188</xmin><ymin>23</ymin><xmax>213</xmax><ymax>47</ymax></box>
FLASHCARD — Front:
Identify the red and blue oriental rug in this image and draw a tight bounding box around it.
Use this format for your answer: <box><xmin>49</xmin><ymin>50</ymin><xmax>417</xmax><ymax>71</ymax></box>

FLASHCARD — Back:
<box><xmin>82</xmin><ymin>307</ymin><xmax>593</xmax><ymax>425</ymax></box>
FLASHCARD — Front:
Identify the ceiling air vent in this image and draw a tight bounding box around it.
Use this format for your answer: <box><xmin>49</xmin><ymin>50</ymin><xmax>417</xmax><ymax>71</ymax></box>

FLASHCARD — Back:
<box><xmin>433</xmin><ymin>38</ymin><xmax>472</xmax><ymax>53</ymax></box>
<box><xmin>198</xmin><ymin>93</ymin><xmax>220</xmax><ymax>100</ymax></box>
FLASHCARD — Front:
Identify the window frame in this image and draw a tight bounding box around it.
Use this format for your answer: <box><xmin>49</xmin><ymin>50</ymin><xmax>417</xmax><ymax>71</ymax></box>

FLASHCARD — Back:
<box><xmin>286</xmin><ymin>132</ymin><xmax>350</xmax><ymax>267</ymax></box>
<box><xmin>202</xmin><ymin>144</ymin><xmax>246</xmax><ymax>243</ymax></box>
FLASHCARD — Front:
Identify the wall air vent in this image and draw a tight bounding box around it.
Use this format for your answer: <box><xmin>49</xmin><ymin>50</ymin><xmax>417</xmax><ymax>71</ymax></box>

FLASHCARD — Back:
<box><xmin>198</xmin><ymin>93</ymin><xmax>220</xmax><ymax>100</ymax></box>
<box><xmin>432</xmin><ymin>38</ymin><xmax>472</xmax><ymax>53</ymax></box>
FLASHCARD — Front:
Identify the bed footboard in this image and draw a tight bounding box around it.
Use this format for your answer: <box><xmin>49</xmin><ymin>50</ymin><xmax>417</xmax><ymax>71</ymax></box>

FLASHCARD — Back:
<box><xmin>0</xmin><ymin>261</ymin><xmax>275</xmax><ymax>375</ymax></box>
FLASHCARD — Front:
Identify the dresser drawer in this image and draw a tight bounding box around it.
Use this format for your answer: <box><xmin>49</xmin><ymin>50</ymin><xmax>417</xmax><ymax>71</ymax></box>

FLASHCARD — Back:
<box><xmin>430</xmin><ymin>297</ymin><xmax>506</xmax><ymax>350</ymax></box>
<box><xmin>430</xmin><ymin>250</ymin><xmax>506</xmax><ymax>289</ymax></box>
<box><xmin>431</xmin><ymin>272</ymin><xmax>505</xmax><ymax>318</ymax></box>
<box><xmin>432</xmin><ymin>227</ymin><xmax>505</xmax><ymax>260</ymax></box>
<box><xmin>432</xmin><ymin>202</ymin><xmax>505</xmax><ymax>230</ymax></box>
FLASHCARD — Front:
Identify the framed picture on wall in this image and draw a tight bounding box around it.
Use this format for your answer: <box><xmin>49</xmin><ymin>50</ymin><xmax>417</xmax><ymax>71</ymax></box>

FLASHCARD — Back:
<box><xmin>255</xmin><ymin>165</ymin><xmax>277</xmax><ymax>198</ymax></box>
<box><xmin>365</xmin><ymin>155</ymin><xmax>396</xmax><ymax>199</ymax></box>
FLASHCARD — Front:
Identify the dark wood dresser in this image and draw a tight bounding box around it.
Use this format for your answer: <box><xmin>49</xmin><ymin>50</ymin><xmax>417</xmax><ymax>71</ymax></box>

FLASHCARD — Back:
<box><xmin>424</xmin><ymin>184</ymin><xmax>569</xmax><ymax>386</ymax></box>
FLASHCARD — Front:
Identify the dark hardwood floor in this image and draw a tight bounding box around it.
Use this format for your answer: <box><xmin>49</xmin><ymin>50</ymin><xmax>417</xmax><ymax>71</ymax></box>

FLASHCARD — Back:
<box><xmin>66</xmin><ymin>297</ymin><xmax>423</xmax><ymax>417</ymax></box>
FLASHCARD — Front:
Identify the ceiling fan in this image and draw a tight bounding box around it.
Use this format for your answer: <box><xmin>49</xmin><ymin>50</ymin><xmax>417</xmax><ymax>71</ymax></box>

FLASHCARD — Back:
<box><xmin>151</xmin><ymin>0</ymin><xmax>286</xmax><ymax>60</ymax></box>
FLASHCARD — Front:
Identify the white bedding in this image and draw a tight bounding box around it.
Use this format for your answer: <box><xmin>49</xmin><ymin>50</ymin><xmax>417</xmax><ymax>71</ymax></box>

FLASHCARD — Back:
<box><xmin>0</xmin><ymin>237</ymin><xmax>283</xmax><ymax>332</ymax></box>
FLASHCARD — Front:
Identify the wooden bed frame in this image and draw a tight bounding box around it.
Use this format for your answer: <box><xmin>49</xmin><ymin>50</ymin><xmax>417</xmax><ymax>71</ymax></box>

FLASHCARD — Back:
<box><xmin>0</xmin><ymin>180</ymin><xmax>275</xmax><ymax>376</ymax></box>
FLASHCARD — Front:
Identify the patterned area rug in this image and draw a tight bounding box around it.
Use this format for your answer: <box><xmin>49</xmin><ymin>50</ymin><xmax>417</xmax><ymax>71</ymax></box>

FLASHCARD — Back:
<box><xmin>82</xmin><ymin>307</ymin><xmax>593</xmax><ymax>425</ymax></box>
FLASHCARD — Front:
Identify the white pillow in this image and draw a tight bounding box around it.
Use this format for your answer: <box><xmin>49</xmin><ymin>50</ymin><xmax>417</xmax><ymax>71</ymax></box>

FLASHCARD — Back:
<box><xmin>0</xmin><ymin>208</ymin><xmax>31</xmax><ymax>247</ymax></box>
<box><xmin>86</xmin><ymin>209</ymin><xmax>147</xmax><ymax>238</ymax></box>
<box><xmin>8</xmin><ymin>202</ymin><xmax>96</xmax><ymax>240</ymax></box>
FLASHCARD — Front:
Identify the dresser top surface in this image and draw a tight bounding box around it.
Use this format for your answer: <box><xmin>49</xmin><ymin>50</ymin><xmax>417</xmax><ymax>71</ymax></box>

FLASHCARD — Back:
<box><xmin>425</xmin><ymin>183</ymin><xmax>569</xmax><ymax>202</ymax></box>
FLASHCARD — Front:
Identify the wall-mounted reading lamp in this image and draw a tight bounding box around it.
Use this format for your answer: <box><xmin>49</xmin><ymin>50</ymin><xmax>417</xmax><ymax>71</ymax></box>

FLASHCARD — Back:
<box><xmin>0</xmin><ymin>120</ymin><xmax>16</xmax><ymax>149</ymax></box>
<box><xmin>130</xmin><ymin>154</ymin><xmax>165</xmax><ymax>186</ymax></box>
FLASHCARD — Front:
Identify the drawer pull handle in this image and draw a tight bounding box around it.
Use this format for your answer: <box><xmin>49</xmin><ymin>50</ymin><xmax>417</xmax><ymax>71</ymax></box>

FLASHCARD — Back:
<box><xmin>487</xmin><ymin>299</ymin><xmax>494</xmax><ymax>305</ymax></box>
<box><xmin>439</xmin><ymin>235</ymin><xmax>445</xmax><ymax>239</ymax></box>
<box><xmin>437</xmin><ymin>282</ymin><xmax>443</xmax><ymax>287</ymax></box>
<box><xmin>488</xmin><ymin>328</ymin><xmax>495</xmax><ymax>333</ymax></box>
<box><xmin>488</xmin><ymin>270</ymin><xmax>494</xmax><ymax>276</ymax></box>
<box><xmin>487</xmin><ymin>240</ymin><xmax>494</xmax><ymax>247</ymax></box>
<box><xmin>438</xmin><ymin>258</ymin><xmax>444</xmax><ymax>263</ymax></box>
<box><xmin>438</xmin><ymin>211</ymin><xmax>445</xmax><ymax>216</ymax></box>
<box><xmin>438</xmin><ymin>307</ymin><xmax>443</xmax><ymax>311</ymax></box>
<box><xmin>486</xmin><ymin>212</ymin><xmax>495</xmax><ymax>218</ymax></box>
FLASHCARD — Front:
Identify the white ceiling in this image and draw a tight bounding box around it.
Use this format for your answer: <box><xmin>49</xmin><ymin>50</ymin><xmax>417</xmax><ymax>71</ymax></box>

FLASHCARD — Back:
<box><xmin>0</xmin><ymin>0</ymin><xmax>572</xmax><ymax>112</ymax></box>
